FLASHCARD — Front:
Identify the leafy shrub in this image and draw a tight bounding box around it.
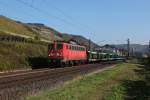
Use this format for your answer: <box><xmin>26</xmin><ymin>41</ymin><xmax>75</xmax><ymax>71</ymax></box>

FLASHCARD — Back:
<box><xmin>0</xmin><ymin>41</ymin><xmax>48</xmax><ymax>71</ymax></box>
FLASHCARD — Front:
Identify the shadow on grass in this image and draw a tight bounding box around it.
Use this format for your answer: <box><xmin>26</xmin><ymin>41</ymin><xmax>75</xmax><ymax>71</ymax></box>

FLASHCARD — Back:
<box><xmin>123</xmin><ymin>80</ymin><xmax>150</xmax><ymax>100</ymax></box>
<box><xmin>28</xmin><ymin>57</ymin><xmax>49</xmax><ymax>69</ymax></box>
<box><xmin>122</xmin><ymin>59</ymin><xmax>150</xmax><ymax>100</ymax></box>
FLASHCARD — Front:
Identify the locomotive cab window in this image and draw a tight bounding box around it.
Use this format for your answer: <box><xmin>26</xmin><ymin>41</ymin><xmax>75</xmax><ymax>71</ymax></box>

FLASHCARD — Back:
<box><xmin>81</xmin><ymin>47</ymin><xmax>83</xmax><ymax>51</ymax></box>
<box><xmin>57</xmin><ymin>43</ymin><xmax>63</xmax><ymax>49</ymax></box>
<box><xmin>72</xmin><ymin>46</ymin><xmax>74</xmax><ymax>50</ymax></box>
<box><xmin>82</xmin><ymin>47</ymin><xmax>84</xmax><ymax>51</ymax></box>
<box><xmin>77</xmin><ymin>47</ymin><xmax>79</xmax><ymax>50</ymax></box>
<box><xmin>83</xmin><ymin>48</ymin><xmax>85</xmax><ymax>51</ymax></box>
<box><xmin>48</xmin><ymin>44</ymin><xmax>54</xmax><ymax>50</ymax></box>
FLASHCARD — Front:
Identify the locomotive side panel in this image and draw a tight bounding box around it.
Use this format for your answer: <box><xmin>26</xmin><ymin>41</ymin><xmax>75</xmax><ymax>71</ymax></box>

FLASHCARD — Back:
<box><xmin>48</xmin><ymin>42</ymin><xmax>87</xmax><ymax>66</ymax></box>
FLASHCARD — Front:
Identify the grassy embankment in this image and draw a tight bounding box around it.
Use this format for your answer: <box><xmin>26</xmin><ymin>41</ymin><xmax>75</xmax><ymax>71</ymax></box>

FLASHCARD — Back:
<box><xmin>0</xmin><ymin>41</ymin><xmax>48</xmax><ymax>71</ymax></box>
<box><xmin>105</xmin><ymin>59</ymin><xmax>150</xmax><ymax>100</ymax></box>
<box><xmin>0</xmin><ymin>16</ymin><xmax>49</xmax><ymax>71</ymax></box>
<box><xmin>27</xmin><ymin>59</ymin><xmax>150</xmax><ymax>100</ymax></box>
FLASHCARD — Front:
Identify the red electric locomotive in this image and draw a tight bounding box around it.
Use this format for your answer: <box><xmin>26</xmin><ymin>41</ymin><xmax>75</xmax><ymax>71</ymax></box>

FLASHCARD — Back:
<box><xmin>48</xmin><ymin>41</ymin><xmax>87</xmax><ymax>67</ymax></box>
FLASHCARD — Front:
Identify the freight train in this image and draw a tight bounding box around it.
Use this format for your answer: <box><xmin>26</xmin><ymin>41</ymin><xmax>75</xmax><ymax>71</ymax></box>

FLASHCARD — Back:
<box><xmin>48</xmin><ymin>41</ymin><xmax>124</xmax><ymax>67</ymax></box>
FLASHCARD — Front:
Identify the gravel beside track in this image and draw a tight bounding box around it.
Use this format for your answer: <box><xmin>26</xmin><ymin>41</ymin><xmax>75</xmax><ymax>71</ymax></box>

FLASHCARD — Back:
<box><xmin>0</xmin><ymin>61</ymin><xmax>118</xmax><ymax>100</ymax></box>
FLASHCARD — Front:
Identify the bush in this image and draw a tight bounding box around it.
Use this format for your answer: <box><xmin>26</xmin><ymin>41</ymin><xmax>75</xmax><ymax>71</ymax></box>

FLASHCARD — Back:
<box><xmin>0</xmin><ymin>41</ymin><xmax>48</xmax><ymax>71</ymax></box>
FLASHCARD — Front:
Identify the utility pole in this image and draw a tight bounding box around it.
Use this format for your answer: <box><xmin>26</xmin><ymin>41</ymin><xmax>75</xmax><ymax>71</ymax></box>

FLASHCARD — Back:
<box><xmin>148</xmin><ymin>41</ymin><xmax>150</xmax><ymax>57</ymax></box>
<box><xmin>127</xmin><ymin>38</ymin><xmax>130</xmax><ymax>57</ymax></box>
<box><xmin>131</xmin><ymin>47</ymin><xmax>134</xmax><ymax>57</ymax></box>
<box><xmin>88</xmin><ymin>39</ymin><xmax>91</xmax><ymax>51</ymax></box>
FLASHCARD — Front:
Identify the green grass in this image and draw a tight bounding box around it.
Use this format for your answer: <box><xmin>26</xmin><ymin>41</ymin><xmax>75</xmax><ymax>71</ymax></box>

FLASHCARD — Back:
<box><xmin>105</xmin><ymin>60</ymin><xmax>150</xmax><ymax>100</ymax></box>
<box><xmin>0</xmin><ymin>41</ymin><xmax>48</xmax><ymax>71</ymax></box>
<box><xmin>104</xmin><ymin>85</ymin><xmax>125</xmax><ymax>100</ymax></box>
<box><xmin>26</xmin><ymin>63</ymin><xmax>141</xmax><ymax>100</ymax></box>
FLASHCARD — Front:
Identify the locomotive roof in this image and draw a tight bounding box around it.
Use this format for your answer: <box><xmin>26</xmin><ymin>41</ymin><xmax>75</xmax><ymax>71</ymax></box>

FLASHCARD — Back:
<box><xmin>68</xmin><ymin>43</ymin><xmax>86</xmax><ymax>47</ymax></box>
<box><xmin>50</xmin><ymin>41</ymin><xmax>86</xmax><ymax>48</ymax></box>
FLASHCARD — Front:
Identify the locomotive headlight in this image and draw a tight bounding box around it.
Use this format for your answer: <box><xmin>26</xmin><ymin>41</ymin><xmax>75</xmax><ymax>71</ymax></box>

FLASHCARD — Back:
<box><xmin>57</xmin><ymin>53</ymin><xmax>59</xmax><ymax>56</ymax></box>
<box><xmin>49</xmin><ymin>53</ymin><xmax>54</xmax><ymax>56</ymax></box>
<box><xmin>49</xmin><ymin>53</ymin><xmax>52</xmax><ymax>56</ymax></box>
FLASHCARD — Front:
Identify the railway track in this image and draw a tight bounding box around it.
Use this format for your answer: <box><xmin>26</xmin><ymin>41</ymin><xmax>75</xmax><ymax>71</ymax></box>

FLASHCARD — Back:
<box><xmin>0</xmin><ymin>61</ymin><xmax>119</xmax><ymax>100</ymax></box>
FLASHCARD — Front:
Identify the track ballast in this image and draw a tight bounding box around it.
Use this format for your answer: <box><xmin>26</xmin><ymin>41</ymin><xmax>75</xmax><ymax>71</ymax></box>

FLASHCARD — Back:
<box><xmin>0</xmin><ymin>61</ymin><xmax>119</xmax><ymax>100</ymax></box>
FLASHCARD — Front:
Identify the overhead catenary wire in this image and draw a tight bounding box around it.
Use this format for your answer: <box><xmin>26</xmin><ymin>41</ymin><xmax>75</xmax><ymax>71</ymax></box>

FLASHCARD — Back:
<box><xmin>0</xmin><ymin>0</ymin><xmax>97</xmax><ymax>43</ymax></box>
<box><xmin>15</xmin><ymin>0</ymin><xmax>91</xmax><ymax>34</ymax></box>
<box><xmin>0</xmin><ymin>0</ymin><xmax>86</xmax><ymax>40</ymax></box>
<box><xmin>43</xmin><ymin>0</ymin><xmax>96</xmax><ymax>33</ymax></box>
<box><xmin>0</xmin><ymin>0</ymin><xmax>40</xmax><ymax>22</ymax></box>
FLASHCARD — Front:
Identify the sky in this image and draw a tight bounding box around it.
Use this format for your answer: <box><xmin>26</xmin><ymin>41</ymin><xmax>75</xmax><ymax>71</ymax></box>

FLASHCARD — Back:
<box><xmin>0</xmin><ymin>0</ymin><xmax>150</xmax><ymax>45</ymax></box>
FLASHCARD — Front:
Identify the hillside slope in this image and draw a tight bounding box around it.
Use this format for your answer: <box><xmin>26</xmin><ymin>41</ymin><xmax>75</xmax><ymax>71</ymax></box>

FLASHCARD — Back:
<box><xmin>0</xmin><ymin>16</ymin><xmax>38</xmax><ymax>37</ymax></box>
<box><xmin>27</xmin><ymin>24</ymin><xmax>99</xmax><ymax>48</ymax></box>
<box><xmin>0</xmin><ymin>16</ymin><xmax>98</xmax><ymax>48</ymax></box>
<box><xmin>27</xmin><ymin>23</ymin><xmax>63</xmax><ymax>41</ymax></box>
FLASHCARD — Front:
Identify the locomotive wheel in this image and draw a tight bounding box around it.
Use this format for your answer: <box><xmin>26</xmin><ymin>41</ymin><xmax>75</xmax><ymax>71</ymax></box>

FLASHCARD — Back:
<box><xmin>66</xmin><ymin>61</ymin><xmax>70</xmax><ymax>67</ymax></box>
<box><xmin>60</xmin><ymin>62</ymin><xmax>65</xmax><ymax>67</ymax></box>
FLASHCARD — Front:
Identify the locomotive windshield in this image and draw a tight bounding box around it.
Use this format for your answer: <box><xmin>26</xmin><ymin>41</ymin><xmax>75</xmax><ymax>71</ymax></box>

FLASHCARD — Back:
<box><xmin>48</xmin><ymin>44</ymin><xmax>54</xmax><ymax>50</ymax></box>
<box><xmin>48</xmin><ymin>43</ymin><xmax>62</xmax><ymax>50</ymax></box>
<box><xmin>57</xmin><ymin>43</ymin><xmax>63</xmax><ymax>49</ymax></box>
